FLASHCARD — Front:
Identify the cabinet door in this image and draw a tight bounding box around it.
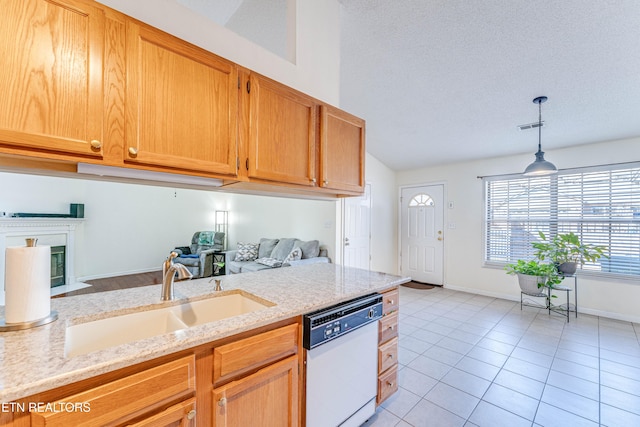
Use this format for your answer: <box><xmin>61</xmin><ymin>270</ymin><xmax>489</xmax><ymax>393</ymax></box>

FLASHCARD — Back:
<box><xmin>0</xmin><ymin>0</ymin><xmax>105</xmax><ymax>158</ymax></box>
<box><xmin>31</xmin><ymin>355</ymin><xmax>195</xmax><ymax>427</ymax></box>
<box><xmin>212</xmin><ymin>355</ymin><xmax>299</xmax><ymax>427</ymax></box>
<box><xmin>126</xmin><ymin>398</ymin><xmax>196</xmax><ymax>427</ymax></box>
<box><xmin>125</xmin><ymin>21</ymin><xmax>238</xmax><ymax>176</ymax></box>
<box><xmin>247</xmin><ymin>74</ymin><xmax>316</xmax><ymax>186</ymax></box>
<box><xmin>319</xmin><ymin>105</ymin><xmax>365</xmax><ymax>193</ymax></box>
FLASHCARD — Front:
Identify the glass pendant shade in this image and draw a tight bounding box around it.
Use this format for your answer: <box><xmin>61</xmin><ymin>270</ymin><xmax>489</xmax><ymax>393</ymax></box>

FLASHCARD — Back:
<box><xmin>523</xmin><ymin>96</ymin><xmax>557</xmax><ymax>176</ymax></box>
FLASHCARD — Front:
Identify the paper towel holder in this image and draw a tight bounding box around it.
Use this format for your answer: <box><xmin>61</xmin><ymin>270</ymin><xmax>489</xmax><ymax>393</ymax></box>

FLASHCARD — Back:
<box><xmin>0</xmin><ymin>237</ymin><xmax>58</xmax><ymax>332</ymax></box>
<box><xmin>0</xmin><ymin>311</ymin><xmax>59</xmax><ymax>332</ymax></box>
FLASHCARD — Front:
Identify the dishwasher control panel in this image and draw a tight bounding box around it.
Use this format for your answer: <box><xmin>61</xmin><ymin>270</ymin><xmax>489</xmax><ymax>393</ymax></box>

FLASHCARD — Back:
<box><xmin>303</xmin><ymin>293</ymin><xmax>383</xmax><ymax>349</ymax></box>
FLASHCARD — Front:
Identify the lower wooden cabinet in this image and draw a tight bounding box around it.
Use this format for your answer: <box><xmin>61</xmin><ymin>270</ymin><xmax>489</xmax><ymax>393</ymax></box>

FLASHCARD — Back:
<box><xmin>12</xmin><ymin>322</ymin><xmax>300</xmax><ymax>427</ymax></box>
<box><xmin>377</xmin><ymin>365</ymin><xmax>398</xmax><ymax>405</ymax></box>
<box><xmin>30</xmin><ymin>355</ymin><xmax>196</xmax><ymax>427</ymax></box>
<box><xmin>212</xmin><ymin>356</ymin><xmax>299</xmax><ymax>427</ymax></box>
<box><xmin>126</xmin><ymin>398</ymin><xmax>196</xmax><ymax>427</ymax></box>
<box><xmin>377</xmin><ymin>287</ymin><xmax>399</xmax><ymax>405</ymax></box>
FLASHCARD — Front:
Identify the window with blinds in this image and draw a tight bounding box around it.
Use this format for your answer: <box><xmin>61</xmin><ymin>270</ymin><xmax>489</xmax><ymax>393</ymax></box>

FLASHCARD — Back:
<box><xmin>483</xmin><ymin>163</ymin><xmax>640</xmax><ymax>276</ymax></box>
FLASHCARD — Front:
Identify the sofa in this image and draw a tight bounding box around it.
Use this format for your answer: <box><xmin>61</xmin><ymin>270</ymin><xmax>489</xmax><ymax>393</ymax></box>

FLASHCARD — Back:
<box><xmin>226</xmin><ymin>237</ymin><xmax>330</xmax><ymax>274</ymax></box>
<box><xmin>172</xmin><ymin>231</ymin><xmax>225</xmax><ymax>278</ymax></box>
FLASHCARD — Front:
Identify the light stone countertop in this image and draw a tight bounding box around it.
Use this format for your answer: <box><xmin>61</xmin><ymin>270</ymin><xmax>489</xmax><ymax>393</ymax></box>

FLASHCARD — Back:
<box><xmin>0</xmin><ymin>263</ymin><xmax>409</xmax><ymax>402</ymax></box>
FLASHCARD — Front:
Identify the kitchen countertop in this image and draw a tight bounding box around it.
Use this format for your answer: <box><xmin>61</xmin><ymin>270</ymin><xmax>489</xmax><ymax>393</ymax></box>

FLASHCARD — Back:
<box><xmin>0</xmin><ymin>263</ymin><xmax>409</xmax><ymax>402</ymax></box>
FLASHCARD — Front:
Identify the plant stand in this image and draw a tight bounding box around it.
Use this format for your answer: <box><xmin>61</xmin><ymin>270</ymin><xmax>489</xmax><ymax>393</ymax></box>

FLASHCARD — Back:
<box><xmin>548</xmin><ymin>284</ymin><xmax>572</xmax><ymax>322</ymax></box>
<box><xmin>559</xmin><ymin>273</ymin><xmax>578</xmax><ymax>318</ymax></box>
<box><xmin>517</xmin><ymin>273</ymin><xmax>573</xmax><ymax>323</ymax></box>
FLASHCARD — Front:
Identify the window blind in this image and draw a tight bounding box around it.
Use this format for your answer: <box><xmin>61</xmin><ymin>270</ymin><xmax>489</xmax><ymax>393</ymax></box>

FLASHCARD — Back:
<box><xmin>484</xmin><ymin>164</ymin><xmax>640</xmax><ymax>276</ymax></box>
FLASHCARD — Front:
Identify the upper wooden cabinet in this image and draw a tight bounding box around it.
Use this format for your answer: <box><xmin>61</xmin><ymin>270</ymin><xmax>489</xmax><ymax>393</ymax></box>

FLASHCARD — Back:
<box><xmin>319</xmin><ymin>105</ymin><xmax>366</xmax><ymax>193</ymax></box>
<box><xmin>246</xmin><ymin>73</ymin><xmax>317</xmax><ymax>186</ymax></box>
<box><xmin>124</xmin><ymin>21</ymin><xmax>238</xmax><ymax>176</ymax></box>
<box><xmin>0</xmin><ymin>0</ymin><xmax>365</xmax><ymax>197</ymax></box>
<box><xmin>0</xmin><ymin>0</ymin><xmax>105</xmax><ymax>159</ymax></box>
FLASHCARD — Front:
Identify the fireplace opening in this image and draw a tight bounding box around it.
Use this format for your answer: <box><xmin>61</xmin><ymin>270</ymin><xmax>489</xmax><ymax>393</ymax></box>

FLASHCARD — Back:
<box><xmin>51</xmin><ymin>245</ymin><xmax>66</xmax><ymax>288</ymax></box>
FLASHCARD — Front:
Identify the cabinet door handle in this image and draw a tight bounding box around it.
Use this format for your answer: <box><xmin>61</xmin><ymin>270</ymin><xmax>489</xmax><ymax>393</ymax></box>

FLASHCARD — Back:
<box><xmin>186</xmin><ymin>409</ymin><xmax>196</xmax><ymax>420</ymax></box>
<box><xmin>218</xmin><ymin>397</ymin><xmax>227</xmax><ymax>407</ymax></box>
<box><xmin>90</xmin><ymin>139</ymin><xmax>102</xmax><ymax>149</ymax></box>
<box><xmin>311</xmin><ymin>178</ymin><xmax>317</xmax><ymax>183</ymax></box>
<box><xmin>387</xmin><ymin>325</ymin><xmax>395</xmax><ymax>331</ymax></box>
<box><xmin>386</xmin><ymin>381</ymin><xmax>395</xmax><ymax>387</ymax></box>
<box><xmin>128</xmin><ymin>147</ymin><xmax>138</xmax><ymax>157</ymax></box>
<box><xmin>387</xmin><ymin>299</ymin><xmax>395</xmax><ymax>305</ymax></box>
<box><xmin>323</xmin><ymin>179</ymin><xmax>328</xmax><ymax>185</ymax></box>
<box><xmin>386</xmin><ymin>353</ymin><xmax>394</xmax><ymax>359</ymax></box>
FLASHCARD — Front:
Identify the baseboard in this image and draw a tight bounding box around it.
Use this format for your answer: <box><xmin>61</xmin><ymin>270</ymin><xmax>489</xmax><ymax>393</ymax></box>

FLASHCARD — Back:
<box><xmin>444</xmin><ymin>283</ymin><xmax>640</xmax><ymax>324</ymax></box>
<box><xmin>78</xmin><ymin>267</ymin><xmax>161</xmax><ymax>282</ymax></box>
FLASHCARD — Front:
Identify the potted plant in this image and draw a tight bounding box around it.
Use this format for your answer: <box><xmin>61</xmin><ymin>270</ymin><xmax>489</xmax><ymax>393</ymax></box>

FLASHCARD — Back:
<box><xmin>504</xmin><ymin>259</ymin><xmax>562</xmax><ymax>294</ymax></box>
<box><xmin>532</xmin><ymin>231</ymin><xmax>607</xmax><ymax>275</ymax></box>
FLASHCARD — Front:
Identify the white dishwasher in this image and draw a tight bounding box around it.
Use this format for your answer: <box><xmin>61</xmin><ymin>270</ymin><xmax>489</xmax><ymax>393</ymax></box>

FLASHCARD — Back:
<box><xmin>304</xmin><ymin>293</ymin><xmax>383</xmax><ymax>427</ymax></box>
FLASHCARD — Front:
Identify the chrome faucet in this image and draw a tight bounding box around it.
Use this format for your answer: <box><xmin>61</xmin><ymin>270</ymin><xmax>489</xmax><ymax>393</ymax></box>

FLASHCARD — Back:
<box><xmin>161</xmin><ymin>252</ymin><xmax>193</xmax><ymax>301</ymax></box>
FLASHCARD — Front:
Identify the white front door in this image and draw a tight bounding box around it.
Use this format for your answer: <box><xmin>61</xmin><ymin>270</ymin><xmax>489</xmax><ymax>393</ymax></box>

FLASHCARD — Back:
<box><xmin>342</xmin><ymin>183</ymin><xmax>371</xmax><ymax>269</ymax></box>
<box><xmin>400</xmin><ymin>185</ymin><xmax>444</xmax><ymax>285</ymax></box>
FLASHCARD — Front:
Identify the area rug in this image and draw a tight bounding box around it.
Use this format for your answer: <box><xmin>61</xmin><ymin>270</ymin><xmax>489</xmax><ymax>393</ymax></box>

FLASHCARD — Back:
<box><xmin>402</xmin><ymin>281</ymin><xmax>437</xmax><ymax>290</ymax></box>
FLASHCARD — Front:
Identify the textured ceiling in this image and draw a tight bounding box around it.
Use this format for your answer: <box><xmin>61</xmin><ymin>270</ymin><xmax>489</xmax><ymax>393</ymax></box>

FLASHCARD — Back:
<box><xmin>339</xmin><ymin>0</ymin><xmax>640</xmax><ymax>171</ymax></box>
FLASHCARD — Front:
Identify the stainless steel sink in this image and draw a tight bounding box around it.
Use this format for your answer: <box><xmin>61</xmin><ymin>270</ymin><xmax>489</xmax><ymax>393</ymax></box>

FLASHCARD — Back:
<box><xmin>64</xmin><ymin>291</ymin><xmax>273</xmax><ymax>357</ymax></box>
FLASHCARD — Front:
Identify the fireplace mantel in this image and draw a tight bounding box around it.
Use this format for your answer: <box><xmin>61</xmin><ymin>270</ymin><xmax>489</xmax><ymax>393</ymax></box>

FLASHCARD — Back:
<box><xmin>0</xmin><ymin>218</ymin><xmax>84</xmax><ymax>305</ymax></box>
<box><xmin>0</xmin><ymin>217</ymin><xmax>85</xmax><ymax>230</ymax></box>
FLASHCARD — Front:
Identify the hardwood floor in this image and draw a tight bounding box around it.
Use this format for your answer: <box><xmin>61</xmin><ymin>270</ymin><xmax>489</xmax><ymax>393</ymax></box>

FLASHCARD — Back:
<box><xmin>53</xmin><ymin>271</ymin><xmax>163</xmax><ymax>298</ymax></box>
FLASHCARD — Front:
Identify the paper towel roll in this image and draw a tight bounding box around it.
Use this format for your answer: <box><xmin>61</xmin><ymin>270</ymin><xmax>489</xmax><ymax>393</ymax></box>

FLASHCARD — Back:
<box><xmin>5</xmin><ymin>244</ymin><xmax>51</xmax><ymax>324</ymax></box>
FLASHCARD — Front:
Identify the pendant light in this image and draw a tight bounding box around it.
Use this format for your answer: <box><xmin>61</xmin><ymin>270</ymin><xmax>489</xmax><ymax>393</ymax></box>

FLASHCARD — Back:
<box><xmin>523</xmin><ymin>96</ymin><xmax>557</xmax><ymax>176</ymax></box>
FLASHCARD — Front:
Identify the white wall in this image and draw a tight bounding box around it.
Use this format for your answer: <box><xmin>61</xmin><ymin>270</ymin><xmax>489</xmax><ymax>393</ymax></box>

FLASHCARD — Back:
<box><xmin>397</xmin><ymin>137</ymin><xmax>640</xmax><ymax>322</ymax></box>
<box><xmin>365</xmin><ymin>153</ymin><xmax>398</xmax><ymax>274</ymax></box>
<box><xmin>97</xmin><ymin>0</ymin><xmax>341</xmax><ymax>105</ymax></box>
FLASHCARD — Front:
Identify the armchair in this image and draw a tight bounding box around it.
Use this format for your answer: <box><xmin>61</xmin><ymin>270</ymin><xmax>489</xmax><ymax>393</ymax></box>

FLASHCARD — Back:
<box><xmin>173</xmin><ymin>231</ymin><xmax>225</xmax><ymax>278</ymax></box>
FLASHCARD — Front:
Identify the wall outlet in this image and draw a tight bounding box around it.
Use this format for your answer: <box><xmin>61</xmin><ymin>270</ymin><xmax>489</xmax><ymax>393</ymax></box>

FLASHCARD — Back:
<box><xmin>448</xmin><ymin>222</ymin><xmax>456</xmax><ymax>229</ymax></box>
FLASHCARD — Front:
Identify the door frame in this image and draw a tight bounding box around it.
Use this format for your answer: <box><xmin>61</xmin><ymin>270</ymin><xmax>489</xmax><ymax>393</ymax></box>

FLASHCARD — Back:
<box><xmin>398</xmin><ymin>181</ymin><xmax>447</xmax><ymax>284</ymax></box>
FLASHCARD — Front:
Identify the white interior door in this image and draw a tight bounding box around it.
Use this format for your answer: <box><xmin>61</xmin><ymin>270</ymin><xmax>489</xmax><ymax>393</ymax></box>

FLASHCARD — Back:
<box><xmin>400</xmin><ymin>185</ymin><xmax>444</xmax><ymax>285</ymax></box>
<box><xmin>342</xmin><ymin>183</ymin><xmax>371</xmax><ymax>269</ymax></box>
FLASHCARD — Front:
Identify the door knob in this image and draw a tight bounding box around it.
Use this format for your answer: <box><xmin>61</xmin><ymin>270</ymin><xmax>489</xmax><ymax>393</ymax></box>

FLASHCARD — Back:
<box><xmin>90</xmin><ymin>139</ymin><xmax>102</xmax><ymax>149</ymax></box>
<box><xmin>437</xmin><ymin>237</ymin><xmax>443</xmax><ymax>241</ymax></box>
<box><xmin>128</xmin><ymin>147</ymin><xmax>138</xmax><ymax>157</ymax></box>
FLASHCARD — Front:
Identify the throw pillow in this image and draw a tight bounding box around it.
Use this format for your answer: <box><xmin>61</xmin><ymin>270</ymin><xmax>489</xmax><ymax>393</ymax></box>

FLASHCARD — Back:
<box><xmin>255</xmin><ymin>257</ymin><xmax>283</xmax><ymax>268</ymax></box>
<box><xmin>198</xmin><ymin>231</ymin><xmax>214</xmax><ymax>245</ymax></box>
<box><xmin>283</xmin><ymin>247</ymin><xmax>302</xmax><ymax>264</ymax></box>
<box><xmin>234</xmin><ymin>242</ymin><xmax>259</xmax><ymax>261</ymax></box>
<box><xmin>270</xmin><ymin>238</ymin><xmax>298</xmax><ymax>261</ymax></box>
<box><xmin>258</xmin><ymin>238</ymin><xmax>280</xmax><ymax>258</ymax></box>
<box><xmin>293</xmin><ymin>239</ymin><xmax>320</xmax><ymax>259</ymax></box>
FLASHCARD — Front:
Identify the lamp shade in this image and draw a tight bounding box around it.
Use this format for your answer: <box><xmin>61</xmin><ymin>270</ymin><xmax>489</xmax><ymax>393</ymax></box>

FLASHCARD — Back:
<box><xmin>523</xmin><ymin>149</ymin><xmax>557</xmax><ymax>176</ymax></box>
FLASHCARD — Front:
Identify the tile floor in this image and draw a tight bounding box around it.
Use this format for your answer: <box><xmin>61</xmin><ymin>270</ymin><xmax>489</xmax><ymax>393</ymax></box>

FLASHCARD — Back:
<box><xmin>363</xmin><ymin>285</ymin><xmax>640</xmax><ymax>427</ymax></box>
